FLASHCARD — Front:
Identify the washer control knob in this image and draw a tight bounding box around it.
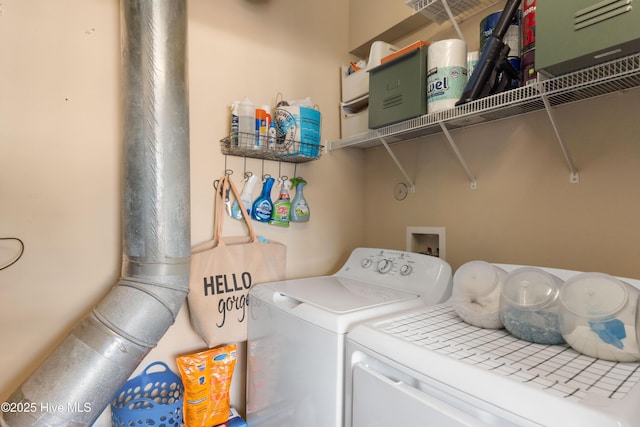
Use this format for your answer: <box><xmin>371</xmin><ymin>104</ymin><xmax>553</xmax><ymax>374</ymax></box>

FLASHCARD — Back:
<box><xmin>361</xmin><ymin>258</ymin><xmax>372</xmax><ymax>268</ymax></box>
<box><xmin>400</xmin><ymin>264</ymin><xmax>413</xmax><ymax>276</ymax></box>
<box><xmin>377</xmin><ymin>259</ymin><xmax>393</xmax><ymax>274</ymax></box>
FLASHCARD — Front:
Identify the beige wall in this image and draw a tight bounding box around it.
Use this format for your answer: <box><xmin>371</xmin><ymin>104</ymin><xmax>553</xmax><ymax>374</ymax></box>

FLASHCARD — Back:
<box><xmin>2</xmin><ymin>0</ymin><xmax>639</xmax><ymax>423</ymax></box>
<box><xmin>362</xmin><ymin>90</ymin><xmax>640</xmax><ymax>277</ymax></box>
<box><xmin>0</xmin><ymin>0</ymin><xmax>361</xmax><ymax>422</ymax></box>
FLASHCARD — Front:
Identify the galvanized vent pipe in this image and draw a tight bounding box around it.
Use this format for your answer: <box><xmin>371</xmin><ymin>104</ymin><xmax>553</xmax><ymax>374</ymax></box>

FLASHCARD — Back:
<box><xmin>1</xmin><ymin>0</ymin><xmax>190</xmax><ymax>425</ymax></box>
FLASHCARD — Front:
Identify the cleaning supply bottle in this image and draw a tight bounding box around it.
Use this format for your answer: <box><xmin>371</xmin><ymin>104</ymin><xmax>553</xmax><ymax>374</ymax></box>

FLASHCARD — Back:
<box><xmin>267</xmin><ymin>120</ymin><xmax>277</xmax><ymax>149</ymax></box>
<box><xmin>255</xmin><ymin>107</ymin><xmax>266</xmax><ymax>149</ymax></box>
<box><xmin>238</xmin><ymin>97</ymin><xmax>255</xmax><ymax>148</ymax></box>
<box><xmin>290</xmin><ymin>177</ymin><xmax>310</xmax><ymax>222</ymax></box>
<box><xmin>251</xmin><ymin>176</ymin><xmax>275</xmax><ymax>222</ymax></box>
<box><xmin>230</xmin><ymin>101</ymin><xmax>240</xmax><ymax>145</ymax></box>
<box><xmin>258</xmin><ymin>105</ymin><xmax>272</xmax><ymax>149</ymax></box>
<box><xmin>231</xmin><ymin>173</ymin><xmax>258</xmax><ymax>219</ymax></box>
<box><xmin>269</xmin><ymin>179</ymin><xmax>292</xmax><ymax>227</ymax></box>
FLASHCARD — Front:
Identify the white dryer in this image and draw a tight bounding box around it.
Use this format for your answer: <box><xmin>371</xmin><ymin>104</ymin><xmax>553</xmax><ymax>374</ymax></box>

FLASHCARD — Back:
<box><xmin>345</xmin><ymin>265</ymin><xmax>640</xmax><ymax>427</ymax></box>
<box><xmin>245</xmin><ymin>247</ymin><xmax>452</xmax><ymax>427</ymax></box>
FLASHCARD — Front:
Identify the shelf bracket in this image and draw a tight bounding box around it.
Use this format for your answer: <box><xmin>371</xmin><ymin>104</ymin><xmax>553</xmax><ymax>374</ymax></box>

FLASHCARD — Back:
<box><xmin>540</xmin><ymin>92</ymin><xmax>580</xmax><ymax>183</ymax></box>
<box><xmin>376</xmin><ymin>132</ymin><xmax>416</xmax><ymax>193</ymax></box>
<box><xmin>438</xmin><ymin>121</ymin><xmax>477</xmax><ymax>189</ymax></box>
<box><xmin>441</xmin><ymin>0</ymin><xmax>466</xmax><ymax>43</ymax></box>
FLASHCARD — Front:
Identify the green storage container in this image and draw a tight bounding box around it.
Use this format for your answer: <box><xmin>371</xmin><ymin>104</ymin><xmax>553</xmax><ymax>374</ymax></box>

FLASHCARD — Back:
<box><xmin>368</xmin><ymin>45</ymin><xmax>428</xmax><ymax>129</ymax></box>
<box><xmin>537</xmin><ymin>0</ymin><xmax>640</xmax><ymax>77</ymax></box>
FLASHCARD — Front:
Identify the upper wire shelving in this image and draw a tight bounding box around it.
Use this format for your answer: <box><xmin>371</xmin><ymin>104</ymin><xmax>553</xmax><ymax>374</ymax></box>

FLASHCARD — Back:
<box><xmin>407</xmin><ymin>0</ymin><xmax>500</xmax><ymax>24</ymax></box>
<box><xmin>330</xmin><ymin>53</ymin><xmax>640</xmax><ymax>150</ymax></box>
<box><xmin>327</xmin><ymin>53</ymin><xmax>640</xmax><ymax>188</ymax></box>
<box><xmin>406</xmin><ymin>0</ymin><xmax>501</xmax><ymax>42</ymax></box>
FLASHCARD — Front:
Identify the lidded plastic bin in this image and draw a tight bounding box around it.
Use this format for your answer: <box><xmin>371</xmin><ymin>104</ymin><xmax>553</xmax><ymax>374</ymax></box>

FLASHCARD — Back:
<box><xmin>558</xmin><ymin>272</ymin><xmax>640</xmax><ymax>362</ymax></box>
<box><xmin>451</xmin><ymin>261</ymin><xmax>507</xmax><ymax>329</ymax></box>
<box><xmin>499</xmin><ymin>267</ymin><xmax>565</xmax><ymax>345</ymax></box>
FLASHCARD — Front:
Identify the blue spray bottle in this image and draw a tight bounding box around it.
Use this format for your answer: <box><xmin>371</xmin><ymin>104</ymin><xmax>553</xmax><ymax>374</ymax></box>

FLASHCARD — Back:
<box><xmin>251</xmin><ymin>176</ymin><xmax>275</xmax><ymax>222</ymax></box>
<box><xmin>290</xmin><ymin>177</ymin><xmax>310</xmax><ymax>222</ymax></box>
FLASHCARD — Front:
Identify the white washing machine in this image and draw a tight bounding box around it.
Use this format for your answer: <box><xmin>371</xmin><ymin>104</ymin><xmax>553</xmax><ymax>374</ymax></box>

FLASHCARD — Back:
<box><xmin>245</xmin><ymin>247</ymin><xmax>452</xmax><ymax>427</ymax></box>
<box><xmin>345</xmin><ymin>265</ymin><xmax>640</xmax><ymax>427</ymax></box>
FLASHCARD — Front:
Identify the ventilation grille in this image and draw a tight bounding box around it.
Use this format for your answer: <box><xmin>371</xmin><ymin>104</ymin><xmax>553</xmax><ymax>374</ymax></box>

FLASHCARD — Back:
<box><xmin>575</xmin><ymin>0</ymin><xmax>632</xmax><ymax>30</ymax></box>
<box><xmin>383</xmin><ymin>94</ymin><xmax>403</xmax><ymax>110</ymax></box>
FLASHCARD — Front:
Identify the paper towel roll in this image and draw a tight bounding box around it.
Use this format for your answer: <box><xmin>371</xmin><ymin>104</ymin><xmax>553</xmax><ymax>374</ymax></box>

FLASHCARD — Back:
<box><xmin>427</xmin><ymin>39</ymin><xmax>467</xmax><ymax>113</ymax></box>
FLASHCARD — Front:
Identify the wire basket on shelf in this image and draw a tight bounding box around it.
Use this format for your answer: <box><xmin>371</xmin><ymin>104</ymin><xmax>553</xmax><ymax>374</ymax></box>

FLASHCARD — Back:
<box><xmin>220</xmin><ymin>132</ymin><xmax>322</xmax><ymax>163</ymax></box>
<box><xmin>110</xmin><ymin>361</ymin><xmax>184</xmax><ymax>427</ymax></box>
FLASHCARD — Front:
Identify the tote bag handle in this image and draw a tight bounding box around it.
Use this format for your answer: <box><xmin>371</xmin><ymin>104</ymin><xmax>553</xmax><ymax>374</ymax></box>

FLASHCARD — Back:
<box><xmin>213</xmin><ymin>175</ymin><xmax>258</xmax><ymax>246</ymax></box>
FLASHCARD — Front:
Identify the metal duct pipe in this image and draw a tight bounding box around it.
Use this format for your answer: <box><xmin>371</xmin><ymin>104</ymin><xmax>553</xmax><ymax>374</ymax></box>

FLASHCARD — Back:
<box><xmin>1</xmin><ymin>1</ymin><xmax>190</xmax><ymax>425</ymax></box>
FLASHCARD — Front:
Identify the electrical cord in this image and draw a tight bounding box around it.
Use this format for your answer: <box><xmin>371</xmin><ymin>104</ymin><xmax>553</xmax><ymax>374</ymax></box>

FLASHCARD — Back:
<box><xmin>0</xmin><ymin>237</ymin><xmax>24</xmax><ymax>271</ymax></box>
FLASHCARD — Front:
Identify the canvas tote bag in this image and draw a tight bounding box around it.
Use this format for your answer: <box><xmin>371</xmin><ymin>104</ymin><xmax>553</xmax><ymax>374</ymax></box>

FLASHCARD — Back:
<box><xmin>188</xmin><ymin>175</ymin><xmax>286</xmax><ymax>347</ymax></box>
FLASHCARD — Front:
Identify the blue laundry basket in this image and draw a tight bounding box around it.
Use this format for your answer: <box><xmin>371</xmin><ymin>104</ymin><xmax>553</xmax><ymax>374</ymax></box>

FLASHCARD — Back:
<box><xmin>110</xmin><ymin>361</ymin><xmax>184</xmax><ymax>427</ymax></box>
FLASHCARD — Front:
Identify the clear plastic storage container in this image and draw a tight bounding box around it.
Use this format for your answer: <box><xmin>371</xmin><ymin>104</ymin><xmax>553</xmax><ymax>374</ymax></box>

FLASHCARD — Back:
<box><xmin>499</xmin><ymin>267</ymin><xmax>565</xmax><ymax>345</ymax></box>
<box><xmin>451</xmin><ymin>261</ymin><xmax>507</xmax><ymax>329</ymax></box>
<box><xmin>559</xmin><ymin>272</ymin><xmax>640</xmax><ymax>362</ymax></box>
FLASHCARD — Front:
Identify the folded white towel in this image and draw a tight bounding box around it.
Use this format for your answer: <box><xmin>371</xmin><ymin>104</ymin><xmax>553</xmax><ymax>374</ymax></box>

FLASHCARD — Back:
<box><xmin>451</xmin><ymin>261</ymin><xmax>507</xmax><ymax>329</ymax></box>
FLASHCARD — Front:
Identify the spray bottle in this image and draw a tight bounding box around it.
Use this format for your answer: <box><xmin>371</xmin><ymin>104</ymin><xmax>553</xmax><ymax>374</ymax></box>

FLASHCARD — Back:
<box><xmin>269</xmin><ymin>178</ymin><xmax>292</xmax><ymax>227</ymax></box>
<box><xmin>251</xmin><ymin>176</ymin><xmax>275</xmax><ymax>222</ymax></box>
<box><xmin>290</xmin><ymin>177</ymin><xmax>310</xmax><ymax>222</ymax></box>
<box><xmin>231</xmin><ymin>173</ymin><xmax>258</xmax><ymax>219</ymax></box>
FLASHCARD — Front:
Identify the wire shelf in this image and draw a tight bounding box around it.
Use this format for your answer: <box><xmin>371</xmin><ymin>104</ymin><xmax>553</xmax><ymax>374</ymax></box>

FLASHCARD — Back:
<box><xmin>406</xmin><ymin>0</ymin><xmax>500</xmax><ymax>24</ymax></box>
<box><xmin>220</xmin><ymin>132</ymin><xmax>322</xmax><ymax>163</ymax></box>
<box><xmin>330</xmin><ymin>53</ymin><xmax>640</xmax><ymax>150</ymax></box>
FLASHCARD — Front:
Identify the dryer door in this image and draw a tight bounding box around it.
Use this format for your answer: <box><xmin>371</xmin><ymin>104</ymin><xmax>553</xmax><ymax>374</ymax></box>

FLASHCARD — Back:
<box><xmin>351</xmin><ymin>361</ymin><xmax>541</xmax><ymax>427</ymax></box>
<box><xmin>352</xmin><ymin>363</ymin><xmax>483</xmax><ymax>427</ymax></box>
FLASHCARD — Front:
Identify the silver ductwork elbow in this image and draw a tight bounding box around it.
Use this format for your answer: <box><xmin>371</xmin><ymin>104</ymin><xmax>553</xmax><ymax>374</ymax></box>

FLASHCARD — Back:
<box><xmin>1</xmin><ymin>0</ymin><xmax>190</xmax><ymax>425</ymax></box>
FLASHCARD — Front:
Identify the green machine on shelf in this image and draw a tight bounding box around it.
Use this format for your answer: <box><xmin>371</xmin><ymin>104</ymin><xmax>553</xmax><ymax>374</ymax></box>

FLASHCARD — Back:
<box><xmin>536</xmin><ymin>0</ymin><xmax>640</xmax><ymax>77</ymax></box>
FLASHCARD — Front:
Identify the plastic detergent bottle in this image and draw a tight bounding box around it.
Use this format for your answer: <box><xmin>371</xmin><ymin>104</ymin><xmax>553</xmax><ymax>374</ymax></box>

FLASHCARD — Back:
<box><xmin>269</xmin><ymin>179</ymin><xmax>292</xmax><ymax>227</ymax></box>
<box><xmin>231</xmin><ymin>173</ymin><xmax>258</xmax><ymax>219</ymax></box>
<box><xmin>290</xmin><ymin>177</ymin><xmax>310</xmax><ymax>222</ymax></box>
<box><xmin>238</xmin><ymin>97</ymin><xmax>255</xmax><ymax>148</ymax></box>
<box><xmin>251</xmin><ymin>177</ymin><xmax>275</xmax><ymax>222</ymax></box>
